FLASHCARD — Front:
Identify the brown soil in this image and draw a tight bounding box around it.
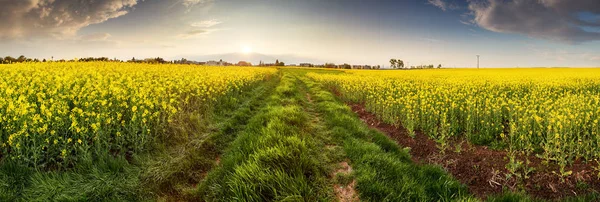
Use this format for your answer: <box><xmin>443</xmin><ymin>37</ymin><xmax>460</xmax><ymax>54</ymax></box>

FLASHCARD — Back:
<box><xmin>348</xmin><ymin>102</ymin><xmax>600</xmax><ymax>200</ymax></box>
<box><xmin>215</xmin><ymin>156</ymin><xmax>221</xmax><ymax>165</ymax></box>
<box><xmin>333</xmin><ymin>161</ymin><xmax>359</xmax><ymax>202</ymax></box>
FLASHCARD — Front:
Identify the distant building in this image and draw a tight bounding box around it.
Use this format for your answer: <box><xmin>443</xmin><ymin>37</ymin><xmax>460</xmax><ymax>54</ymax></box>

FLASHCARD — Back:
<box><xmin>206</xmin><ymin>60</ymin><xmax>220</xmax><ymax>66</ymax></box>
<box><xmin>206</xmin><ymin>60</ymin><xmax>232</xmax><ymax>66</ymax></box>
<box><xmin>237</xmin><ymin>61</ymin><xmax>252</xmax><ymax>66</ymax></box>
<box><xmin>299</xmin><ymin>63</ymin><xmax>313</xmax><ymax>67</ymax></box>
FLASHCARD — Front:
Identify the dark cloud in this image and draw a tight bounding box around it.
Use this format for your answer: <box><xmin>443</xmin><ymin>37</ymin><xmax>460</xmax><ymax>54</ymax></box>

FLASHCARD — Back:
<box><xmin>467</xmin><ymin>0</ymin><xmax>600</xmax><ymax>43</ymax></box>
<box><xmin>0</xmin><ymin>0</ymin><xmax>138</xmax><ymax>39</ymax></box>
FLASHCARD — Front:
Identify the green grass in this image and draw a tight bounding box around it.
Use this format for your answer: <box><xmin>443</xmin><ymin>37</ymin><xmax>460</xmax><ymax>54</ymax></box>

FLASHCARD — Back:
<box><xmin>198</xmin><ymin>73</ymin><xmax>334</xmax><ymax>201</ymax></box>
<box><xmin>0</xmin><ymin>77</ymin><xmax>279</xmax><ymax>201</ymax></box>
<box><xmin>296</xmin><ymin>68</ymin><xmax>476</xmax><ymax>201</ymax></box>
<box><xmin>4</xmin><ymin>67</ymin><xmax>598</xmax><ymax>201</ymax></box>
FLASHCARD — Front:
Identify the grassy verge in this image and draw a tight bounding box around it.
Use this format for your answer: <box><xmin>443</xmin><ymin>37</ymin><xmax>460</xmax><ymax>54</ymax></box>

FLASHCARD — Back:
<box><xmin>296</xmin><ymin>68</ymin><xmax>477</xmax><ymax>201</ymax></box>
<box><xmin>198</xmin><ymin>72</ymin><xmax>336</xmax><ymax>201</ymax></box>
<box><xmin>0</xmin><ymin>76</ymin><xmax>279</xmax><ymax>201</ymax></box>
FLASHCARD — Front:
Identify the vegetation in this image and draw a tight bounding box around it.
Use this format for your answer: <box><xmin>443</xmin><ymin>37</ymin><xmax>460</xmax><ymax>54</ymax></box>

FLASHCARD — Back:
<box><xmin>0</xmin><ymin>62</ymin><xmax>275</xmax><ymax>168</ymax></box>
<box><xmin>298</xmin><ymin>69</ymin><xmax>476</xmax><ymax>201</ymax></box>
<box><xmin>2</xmin><ymin>62</ymin><xmax>599</xmax><ymax>201</ymax></box>
<box><xmin>308</xmin><ymin>68</ymin><xmax>600</xmax><ymax>179</ymax></box>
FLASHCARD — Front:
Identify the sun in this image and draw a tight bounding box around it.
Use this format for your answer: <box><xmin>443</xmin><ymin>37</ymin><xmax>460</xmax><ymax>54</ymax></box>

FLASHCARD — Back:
<box><xmin>242</xmin><ymin>46</ymin><xmax>252</xmax><ymax>54</ymax></box>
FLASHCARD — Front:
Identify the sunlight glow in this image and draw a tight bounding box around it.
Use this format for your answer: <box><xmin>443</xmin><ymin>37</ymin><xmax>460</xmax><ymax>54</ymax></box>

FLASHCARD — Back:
<box><xmin>242</xmin><ymin>46</ymin><xmax>252</xmax><ymax>54</ymax></box>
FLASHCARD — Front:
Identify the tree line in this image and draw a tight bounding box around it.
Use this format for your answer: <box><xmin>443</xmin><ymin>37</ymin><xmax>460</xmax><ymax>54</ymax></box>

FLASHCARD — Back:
<box><xmin>390</xmin><ymin>58</ymin><xmax>442</xmax><ymax>69</ymax></box>
<box><xmin>0</xmin><ymin>55</ymin><xmax>180</xmax><ymax>64</ymax></box>
<box><xmin>0</xmin><ymin>55</ymin><xmax>125</xmax><ymax>64</ymax></box>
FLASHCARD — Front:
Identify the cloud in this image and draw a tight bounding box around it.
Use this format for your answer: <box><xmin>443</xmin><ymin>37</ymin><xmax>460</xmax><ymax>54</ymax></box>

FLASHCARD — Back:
<box><xmin>466</xmin><ymin>0</ymin><xmax>600</xmax><ymax>43</ymax></box>
<box><xmin>0</xmin><ymin>0</ymin><xmax>138</xmax><ymax>39</ymax></box>
<box><xmin>528</xmin><ymin>44</ymin><xmax>600</xmax><ymax>63</ymax></box>
<box><xmin>191</xmin><ymin>19</ymin><xmax>222</xmax><ymax>28</ymax></box>
<box><xmin>427</xmin><ymin>0</ymin><xmax>460</xmax><ymax>11</ymax></box>
<box><xmin>177</xmin><ymin>29</ymin><xmax>216</xmax><ymax>39</ymax></box>
<box><xmin>79</xmin><ymin>33</ymin><xmax>112</xmax><ymax>41</ymax></box>
<box><xmin>182</xmin><ymin>0</ymin><xmax>213</xmax><ymax>7</ymax></box>
<box><xmin>428</xmin><ymin>0</ymin><xmax>448</xmax><ymax>11</ymax></box>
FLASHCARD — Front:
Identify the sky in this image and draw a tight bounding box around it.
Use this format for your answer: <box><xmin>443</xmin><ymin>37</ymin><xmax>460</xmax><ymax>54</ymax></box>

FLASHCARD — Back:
<box><xmin>0</xmin><ymin>0</ymin><xmax>599</xmax><ymax>67</ymax></box>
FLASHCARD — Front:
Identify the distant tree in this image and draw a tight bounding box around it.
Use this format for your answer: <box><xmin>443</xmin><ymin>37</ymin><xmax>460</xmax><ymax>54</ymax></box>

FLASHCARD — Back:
<box><xmin>341</xmin><ymin>63</ymin><xmax>351</xmax><ymax>69</ymax></box>
<box><xmin>397</xmin><ymin>59</ymin><xmax>404</xmax><ymax>69</ymax></box>
<box><xmin>4</xmin><ymin>56</ymin><xmax>15</xmax><ymax>63</ymax></box>
<box><xmin>17</xmin><ymin>55</ymin><xmax>26</xmax><ymax>63</ymax></box>
<box><xmin>438</xmin><ymin>64</ymin><xmax>442</xmax><ymax>69</ymax></box>
<box><xmin>0</xmin><ymin>57</ymin><xmax>3</xmax><ymax>64</ymax></box>
<box><xmin>42</xmin><ymin>59</ymin><xmax>46</xmax><ymax>62</ymax></box>
<box><xmin>389</xmin><ymin>59</ymin><xmax>397</xmax><ymax>68</ymax></box>
<box><xmin>325</xmin><ymin>63</ymin><xmax>336</xmax><ymax>68</ymax></box>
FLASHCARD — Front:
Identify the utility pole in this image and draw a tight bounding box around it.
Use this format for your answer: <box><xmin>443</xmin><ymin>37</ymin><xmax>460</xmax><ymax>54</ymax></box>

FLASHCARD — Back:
<box><xmin>476</xmin><ymin>55</ymin><xmax>480</xmax><ymax>69</ymax></box>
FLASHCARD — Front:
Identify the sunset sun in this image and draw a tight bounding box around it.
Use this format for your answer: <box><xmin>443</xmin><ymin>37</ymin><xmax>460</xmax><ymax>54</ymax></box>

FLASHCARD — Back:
<box><xmin>242</xmin><ymin>46</ymin><xmax>252</xmax><ymax>54</ymax></box>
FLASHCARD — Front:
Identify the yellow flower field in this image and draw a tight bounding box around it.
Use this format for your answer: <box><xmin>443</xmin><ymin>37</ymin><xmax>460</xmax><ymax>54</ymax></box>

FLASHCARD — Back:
<box><xmin>0</xmin><ymin>62</ymin><xmax>276</xmax><ymax>168</ymax></box>
<box><xmin>308</xmin><ymin>68</ymin><xmax>600</xmax><ymax>173</ymax></box>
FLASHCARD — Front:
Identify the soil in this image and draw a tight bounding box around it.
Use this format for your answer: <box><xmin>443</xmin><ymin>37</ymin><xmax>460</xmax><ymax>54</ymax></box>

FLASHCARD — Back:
<box><xmin>347</xmin><ymin>102</ymin><xmax>600</xmax><ymax>200</ymax></box>
<box><xmin>332</xmin><ymin>161</ymin><xmax>359</xmax><ymax>202</ymax></box>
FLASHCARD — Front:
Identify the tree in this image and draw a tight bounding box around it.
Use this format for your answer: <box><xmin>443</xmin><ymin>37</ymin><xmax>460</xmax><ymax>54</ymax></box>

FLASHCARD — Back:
<box><xmin>4</xmin><ymin>56</ymin><xmax>15</xmax><ymax>63</ymax></box>
<box><xmin>17</xmin><ymin>55</ymin><xmax>26</xmax><ymax>63</ymax></box>
<box><xmin>42</xmin><ymin>59</ymin><xmax>46</xmax><ymax>62</ymax></box>
<box><xmin>275</xmin><ymin>59</ymin><xmax>284</xmax><ymax>66</ymax></box>
<box><xmin>341</xmin><ymin>63</ymin><xmax>351</xmax><ymax>69</ymax></box>
<box><xmin>397</xmin><ymin>59</ymin><xmax>404</xmax><ymax>69</ymax></box>
<box><xmin>437</xmin><ymin>64</ymin><xmax>442</xmax><ymax>69</ymax></box>
<box><xmin>389</xmin><ymin>59</ymin><xmax>397</xmax><ymax>68</ymax></box>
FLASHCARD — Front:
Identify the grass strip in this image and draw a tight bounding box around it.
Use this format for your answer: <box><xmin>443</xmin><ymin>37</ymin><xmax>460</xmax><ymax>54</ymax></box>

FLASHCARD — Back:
<box><xmin>298</xmin><ymin>68</ymin><xmax>476</xmax><ymax>202</ymax></box>
<box><xmin>198</xmin><ymin>73</ymin><xmax>334</xmax><ymax>201</ymax></box>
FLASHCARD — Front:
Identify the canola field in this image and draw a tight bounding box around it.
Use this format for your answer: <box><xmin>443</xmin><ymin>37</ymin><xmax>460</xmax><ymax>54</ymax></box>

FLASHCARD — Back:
<box><xmin>0</xmin><ymin>62</ymin><xmax>276</xmax><ymax>168</ymax></box>
<box><xmin>308</xmin><ymin>68</ymin><xmax>600</xmax><ymax>174</ymax></box>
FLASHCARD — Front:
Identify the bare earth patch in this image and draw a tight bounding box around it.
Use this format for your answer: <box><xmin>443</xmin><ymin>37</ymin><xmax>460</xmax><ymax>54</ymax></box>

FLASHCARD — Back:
<box><xmin>348</xmin><ymin>102</ymin><xmax>600</xmax><ymax>200</ymax></box>
<box><xmin>333</xmin><ymin>161</ymin><xmax>359</xmax><ymax>202</ymax></box>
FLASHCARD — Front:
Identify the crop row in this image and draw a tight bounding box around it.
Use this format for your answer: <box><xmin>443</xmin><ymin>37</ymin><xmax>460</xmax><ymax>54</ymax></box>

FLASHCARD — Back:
<box><xmin>308</xmin><ymin>68</ymin><xmax>600</xmax><ymax>176</ymax></box>
<box><xmin>0</xmin><ymin>62</ymin><xmax>276</xmax><ymax>168</ymax></box>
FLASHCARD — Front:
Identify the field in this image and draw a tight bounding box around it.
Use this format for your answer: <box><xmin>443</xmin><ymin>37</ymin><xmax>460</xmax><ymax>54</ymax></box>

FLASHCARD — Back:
<box><xmin>1</xmin><ymin>63</ymin><xmax>599</xmax><ymax>201</ymax></box>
